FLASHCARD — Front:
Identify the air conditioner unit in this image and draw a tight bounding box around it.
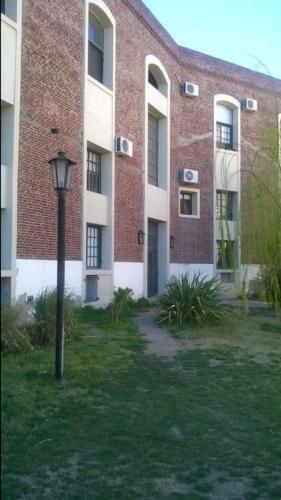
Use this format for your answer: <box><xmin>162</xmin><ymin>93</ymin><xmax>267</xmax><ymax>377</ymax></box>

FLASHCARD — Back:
<box><xmin>180</xmin><ymin>168</ymin><xmax>199</xmax><ymax>184</ymax></box>
<box><xmin>242</xmin><ymin>98</ymin><xmax>257</xmax><ymax>112</ymax></box>
<box><xmin>182</xmin><ymin>82</ymin><xmax>199</xmax><ymax>97</ymax></box>
<box><xmin>115</xmin><ymin>137</ymin><xmax>133</xmax><ymax>157</ymax></box>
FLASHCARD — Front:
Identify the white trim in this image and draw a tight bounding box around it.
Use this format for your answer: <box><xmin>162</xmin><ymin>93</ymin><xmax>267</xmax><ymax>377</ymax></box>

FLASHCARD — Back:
<box><xmin>144</xmin><ymin>55</ymin><xmax>170</xmax><ymax>297</ymax></box>
<box><xmin>114</xmin><ymin>262</ymin><xmax>144</xmax><ymax>298</ymax></box>
<box><xmin>16</xmin><ymin>259</ymin><xmax>83</xmax><ymax>298</ymax></box>
<box><xmin>83</xmin><ymin>0</ymin><xmax>116</xmax><ymax>304</ymax></box>
<box><xmin>213</xmin><ymin>94</ymin><xmax>241</xmax><ymax>291</ymax></box>
<box><xmin>169</xmin><ymin>264</ymin><xmax>214</xmax><ymax>281</ymax></box>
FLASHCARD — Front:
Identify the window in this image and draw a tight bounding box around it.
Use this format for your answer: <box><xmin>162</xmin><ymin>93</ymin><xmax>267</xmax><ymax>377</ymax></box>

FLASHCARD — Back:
<box><xmin>216</xmin><ymin>191</ymin><xmax>235</xmax><ymax>220</ymax></box>
<box><xmin>148</xmin><ymin>71</ymin><xmax>158</xmax><ymax>89</ymax></box>
<box><xmin>179</xmin><ymin>189</ymin><xmax>200</xmax><ymax>218</ymax></box>
<box><xmin>1</xmin><ymin>0</ymin><xmax>5</xmax><ymax>15</ymax></box>
<box><xmin>216</xmin><ymin>122</ymin><xmax>233</xmax><ymax>150</ymax></box>
<box><xmin>216</xmin><ymin>240</ymin><xmax>235</xmax><ymax>269</ymax></box>
<box><xmin>85</xmin><ymin>275</ymin><xmax>99</xmax><ymax>302</ymax></box>
<box><xmin>86</xmin><ymin>224</ymin><xmax>102</xmax><ymax>268</ymax></box>
<box><xmin>1</xmin><ymin>277</ymin><xmax>11</xmax><ymax>305</ymax></box>
<box><xmin>148</xmin><ymin>113</ymin><xmax>158</xmax><ymax>186</ymax></box>
<box><xmin>88</xmin><ymin>12</ymin><xmax>104</xmax><ymax>83</ymax></box>
<box><xmin>87</xmin><ymin>150</ymin><xmax>101</xmax><ymax>193</ymax></box>
<box><xmin>220</xmin><ymin>272</ymin><xmax>235</xmax><ymax>284</ymax></box>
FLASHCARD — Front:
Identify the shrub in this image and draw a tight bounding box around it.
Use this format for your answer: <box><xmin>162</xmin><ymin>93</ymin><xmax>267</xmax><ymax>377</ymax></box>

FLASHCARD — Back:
<box><xmin>110</xmin><ymin>287</ymin><xmax>134</xmax><ymax>323</ymax></box>
<box><xmin>158</xmin><ymin>272</ymin><xmax>228</xmax><ymax>326</ymax></box>
<box><xmin>1</xmin><ymin>302</ymin><xmax>32</xmax><ymax>351</ymax></box>
<box><xmin>32</xmin><ymin>288</ymin><xmax>79</xmax><ymax>346</ymax></box>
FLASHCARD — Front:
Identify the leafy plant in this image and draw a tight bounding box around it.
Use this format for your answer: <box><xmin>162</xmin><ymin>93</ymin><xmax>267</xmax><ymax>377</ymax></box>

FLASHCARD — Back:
<box><xmin>32</xmin><ymin>288</ymin><xmax>79</xmax><ymax>346</ymax></box>
<box><xmin>1</xmin><ymin>302</ymin><xmax>32</xmax><ymax>351</ymax></box>
<box><xmin>260</xmin><ymin>266</ymin><xmax>281</xmax><ymax>314</ymax></box>
<box><xmin>241</xmin><ymin>120</ymin><xmax>281</xmax><ymax>315</ymax></box>
<box><xmin>158</xmin><ymin>272</ymin><xmax>228</xmax><ymax>326</ymax></box>
<box><xmin>110</xmin><ymin>287</ymin><xmax>134</xmax><ymax>323</ymax></box>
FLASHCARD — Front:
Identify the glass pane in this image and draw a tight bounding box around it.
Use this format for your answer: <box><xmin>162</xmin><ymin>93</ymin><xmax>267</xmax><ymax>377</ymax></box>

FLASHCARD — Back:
<box><xmin>88</xmin><ymin>43</ymin><xmax>103</xmax><ymax>82</ymax></box>
<box><xmin>89</xmin><ymin>12</ymin><xmax>103</xmax><ymax>49</ymax></box>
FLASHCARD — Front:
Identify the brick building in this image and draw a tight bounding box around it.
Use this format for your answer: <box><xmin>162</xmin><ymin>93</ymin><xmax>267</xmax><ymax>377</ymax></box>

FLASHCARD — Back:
<box><xmin>1</xmin><ymin>0</ymin><xmax>281</xmax><ymax>305</ymax></box>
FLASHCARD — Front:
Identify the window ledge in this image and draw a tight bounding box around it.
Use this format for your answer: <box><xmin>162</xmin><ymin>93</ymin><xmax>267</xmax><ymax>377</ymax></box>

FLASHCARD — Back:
<box><xmin>85</xmin><ymin>269</ymin><xmax>112</xmax><ymax>276</ymax></box>
<box><xmin>87</xmin><ymin>75</ymin><xmax>113</xmax><ymax>96</ymax></box>
<box><xmin>215</xmin><ymin>147</ymin><xmax>239</xmax><ymax>154</ymax></box>
<box><xmin>179</xmin><ymin>214</ymin><xmax>200</xmax><ymax>219</ymax></box>
<box><xmin>1</xmin><ymin>13</ymin><xmax>17</xmax><ymax>30</ymax></box>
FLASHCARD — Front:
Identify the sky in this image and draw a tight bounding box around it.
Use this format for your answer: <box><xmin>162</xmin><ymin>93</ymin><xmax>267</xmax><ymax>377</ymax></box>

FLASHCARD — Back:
<box><xmin>142</xmin><ymin>0</ymin><xmax>281</xmax><ymax>79</ymax></box>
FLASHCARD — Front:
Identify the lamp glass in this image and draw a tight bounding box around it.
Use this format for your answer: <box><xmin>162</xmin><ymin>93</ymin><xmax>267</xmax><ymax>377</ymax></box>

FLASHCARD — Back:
<box><xmin>49</xmin><ymin>152</ymin><xmax>76</xmax><ymax>190</ymax></box>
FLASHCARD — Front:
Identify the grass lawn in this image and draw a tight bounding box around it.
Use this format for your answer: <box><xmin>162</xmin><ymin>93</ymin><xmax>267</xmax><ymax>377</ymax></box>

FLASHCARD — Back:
<box><xmin>2</xmin><ymin>307</ymin><xmax>281</xmax><ymax>499</ymax></box>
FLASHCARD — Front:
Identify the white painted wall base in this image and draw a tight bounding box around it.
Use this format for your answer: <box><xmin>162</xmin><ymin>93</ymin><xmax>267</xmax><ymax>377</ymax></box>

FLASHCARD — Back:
<box><xmin>114</xmin><ymin>262</ymin><xmax>144</xmax><ymax>298</ymax></box>
<box><xmin>169</xmin><ymin>263</ymin><xmax>214</xmax><ymax>281</ymax></box>
<box><xmin>16</xmin><ymin>259</ymin><xmax>83</xmax><ymax>299</ymax></box>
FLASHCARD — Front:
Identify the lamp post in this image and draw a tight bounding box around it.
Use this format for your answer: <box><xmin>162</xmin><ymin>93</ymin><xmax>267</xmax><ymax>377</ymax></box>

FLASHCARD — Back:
<box><xmin>48</xmin><ymin>152</ymin><xmax>76</xmax><ymax>380</ymax></box>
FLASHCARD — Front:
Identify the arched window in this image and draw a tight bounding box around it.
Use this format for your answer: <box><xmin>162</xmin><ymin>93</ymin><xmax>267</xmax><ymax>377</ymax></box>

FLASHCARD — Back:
<box><xmin>87</xmin><ymin>1</ymin><xmax>115</xmax><ymax>91</ymax></box>
<box><xmin>147</xmin><ymin>62</ymin><xmax>168</xmax><ymax>97</ymax></box>
<box><xmin>88</xmin><ymin>12</ymin><xmax>104</xmax><ymax>83</ymax></box>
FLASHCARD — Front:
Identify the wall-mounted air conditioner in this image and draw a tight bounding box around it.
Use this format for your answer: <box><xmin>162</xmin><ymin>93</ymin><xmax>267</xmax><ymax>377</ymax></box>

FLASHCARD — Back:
<box><xmin>182</xmin><ymin>82</ymin><xmax>199</xmax><ymax>97</ymax></box>
<box><xmin>180</xmin><ymin>168</ymin><xmax>199</xmax><ymax>184</ymax></box>
<box><xmin>242</xmin><ymin>98</ymin><xmax>258</xmax><ymax>112</ymax></box>
<box><xmin>115</xmin><ymin>137</ymin><xmax>133</xmax><ymax>157</ymax></box>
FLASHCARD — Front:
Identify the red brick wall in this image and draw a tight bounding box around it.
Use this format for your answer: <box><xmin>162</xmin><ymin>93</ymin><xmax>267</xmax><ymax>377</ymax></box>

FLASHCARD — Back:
<box><xmin>17</xmin><ymin>0</ymin><xmax>281</xmax><ymax>267</ymax></box>
<box><xmin>111</xmin><ymin>0</ymin><xmax>281</xmax><ymax>264</ymax></box>
<box><xmin>17</xmin><ymin>0</ymin><xmax>85</xmax><ymax>260</ymax></box>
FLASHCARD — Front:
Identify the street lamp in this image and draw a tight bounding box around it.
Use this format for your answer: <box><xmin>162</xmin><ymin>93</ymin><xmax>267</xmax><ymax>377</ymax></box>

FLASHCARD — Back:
<box><xmin>48</xmin><ymin>152</ymin><xmax>76</xmax><ymax>380</ymax></box>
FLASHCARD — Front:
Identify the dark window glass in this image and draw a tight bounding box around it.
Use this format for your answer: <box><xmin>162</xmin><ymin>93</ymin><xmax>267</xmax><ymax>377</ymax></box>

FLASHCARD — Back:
<box><xmin>148</xmin><ymin>71</ymin><xmax>158</xmax><ymax>89</ymax></box>
<box><xmin>216</xmin><ymin>191</ymin><xmax>235</xmax><ymax>220</ymax></box>
<box><xmin>216</xmin><ymin>240</ymin><xmax>235</xmax><ymax>269</ymax></box>
<box><xmin>216</xmin><ymin>122</ymin><xmax>233</xmax><ymax>150</ymax></box>
<box><xmin>1</xmin><ymin>277</ymin><xmax>11</xmax><ymax>305</ymax></box>
<box><xmin>1</xmin><ymin>0</ymin><xmax>5</xmax><ymax>14</ymax></box>
<box><xmin>180</xmin><ymin>192</ymin><xmax>193</xmax><ymax>215</ymax></box>
<box><xmin>148</xmin><ymin>114</ymin><xmax>158</xmax><ymax>186</ymax></box>
<box><xmin>86</xmin><ymin>224</ymin><xmax>102</xmax><ymax>269</ymax></box>
<box><xmin>85</xmin><ymin>275</ymin><xmax>99</xmax><ymax>302</ymax></box>
<box><xmin>88</xmin><ymin>12</ymin><xmax>103</xmax><ymax>82</ymax></box>
<box><xmin>87</xmin><ymin>151</ymin><xmax>101</xmax><ymax>193</ymax></box>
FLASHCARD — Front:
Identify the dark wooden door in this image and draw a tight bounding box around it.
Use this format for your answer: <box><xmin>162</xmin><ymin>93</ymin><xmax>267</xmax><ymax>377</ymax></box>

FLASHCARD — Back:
<box><xmin>148</xmin><ymin>221</ymin><xmax>158</xmax><ymax>297</ymax></box>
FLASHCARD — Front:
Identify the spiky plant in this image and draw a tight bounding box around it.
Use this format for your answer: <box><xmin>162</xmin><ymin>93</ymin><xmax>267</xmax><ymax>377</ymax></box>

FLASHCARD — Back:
<box><xmin>158</xmin><ymin>272</ymin><xmax>228</xmax><ymax>326</ymax></box>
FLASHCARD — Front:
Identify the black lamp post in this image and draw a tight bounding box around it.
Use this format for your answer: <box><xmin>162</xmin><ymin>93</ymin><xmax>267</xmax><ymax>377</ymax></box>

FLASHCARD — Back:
<box><xmin>48</xmin><ymin>152</ymin><xmax>76</xmax><ymax>380</ymax></box>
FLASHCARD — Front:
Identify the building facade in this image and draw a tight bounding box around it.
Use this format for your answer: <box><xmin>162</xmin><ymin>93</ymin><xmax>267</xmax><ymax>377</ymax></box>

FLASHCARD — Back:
<box><xmin>1</xmin><ymin>0</ymin><xmax>281</xmax><ymax>306</ymax></box>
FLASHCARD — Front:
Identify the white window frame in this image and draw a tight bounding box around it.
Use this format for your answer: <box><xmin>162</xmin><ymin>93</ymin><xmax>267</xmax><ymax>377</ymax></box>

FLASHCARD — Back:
<box><xmin>179</xmin><ymin>187</ymin><xmax>200</xmax><ymax>219</ymax></box>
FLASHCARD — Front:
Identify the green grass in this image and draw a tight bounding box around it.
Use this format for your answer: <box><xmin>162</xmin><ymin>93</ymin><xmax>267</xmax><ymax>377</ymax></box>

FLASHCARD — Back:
<box><xmin>2</xmin><ymin>308</ymin><xmax>281</xmax><ymax>499</ymax></box>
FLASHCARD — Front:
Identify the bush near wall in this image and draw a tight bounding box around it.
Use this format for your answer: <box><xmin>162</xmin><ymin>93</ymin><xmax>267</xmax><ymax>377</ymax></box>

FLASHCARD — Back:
<box><xmin>158</xmin><ymin>272</ymin><xmax>228</xmax><ymax>326</ymax></box>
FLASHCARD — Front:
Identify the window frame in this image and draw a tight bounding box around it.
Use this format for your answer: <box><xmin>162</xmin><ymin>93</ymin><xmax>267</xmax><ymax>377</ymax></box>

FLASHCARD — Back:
<box><xmin>87</xmin><ymin>150</ymin><xmax>101</xmax><ymax>193</ymax></box>
<box><xmin>216</xmin><ymin>121</ymin><xmax>234</xmax><ymax>150</ymax></box>
<box><xmin>88</xmin><ymin>11</ymin><xmax>104</xmax><ymax>83</ymax></box>
<box><xmin>216</xmin><ymin>190</ymin><xmax>235</xmax><ymax>221</ymax></box>
<box><xmin>216</xmin><ymin>240</ymin><xmax>235</xmax><ymax>270</ymax></box>
<box><xmin>179</xmin><ymin>188</ymin><xmax>200</xmax><ymax>219</ymax></box>
<box><xmin>148</xmin><ymin>113</ymin><xmax>159</xmax><ymax>186</ymax></box>
<box><xmin>86</xmin><ymin>224</ymin><xmax>102</xmax><ymax>269</ymax></box>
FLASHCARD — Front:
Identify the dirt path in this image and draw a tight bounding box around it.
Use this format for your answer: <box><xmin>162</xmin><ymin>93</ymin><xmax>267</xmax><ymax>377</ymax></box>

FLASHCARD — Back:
<box><xmin>133</xmin><ymin>309</ymin><xmax>191</xmax><ymax>358</ymax></box>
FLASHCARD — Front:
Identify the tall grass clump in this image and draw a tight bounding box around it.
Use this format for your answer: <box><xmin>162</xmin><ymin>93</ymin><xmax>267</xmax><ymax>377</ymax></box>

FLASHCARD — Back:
<box><xmin>1</xmin><ymin>302</ymin><xmax>32</xmax><ymax>351</ymax></box>
<box><xmin>32</xmin><ymin>288</ymin><xmax>79</xmax><ymax>346</ymax></box>
<box><xmin>158</xmin><ymin>272</ymin><xmax>228</xmax><ymax>326</ymax></box>
<box><xmin>110</xmin><ymin>287</ymin><xmax>134</xmax><ymax>323</ymax></box>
